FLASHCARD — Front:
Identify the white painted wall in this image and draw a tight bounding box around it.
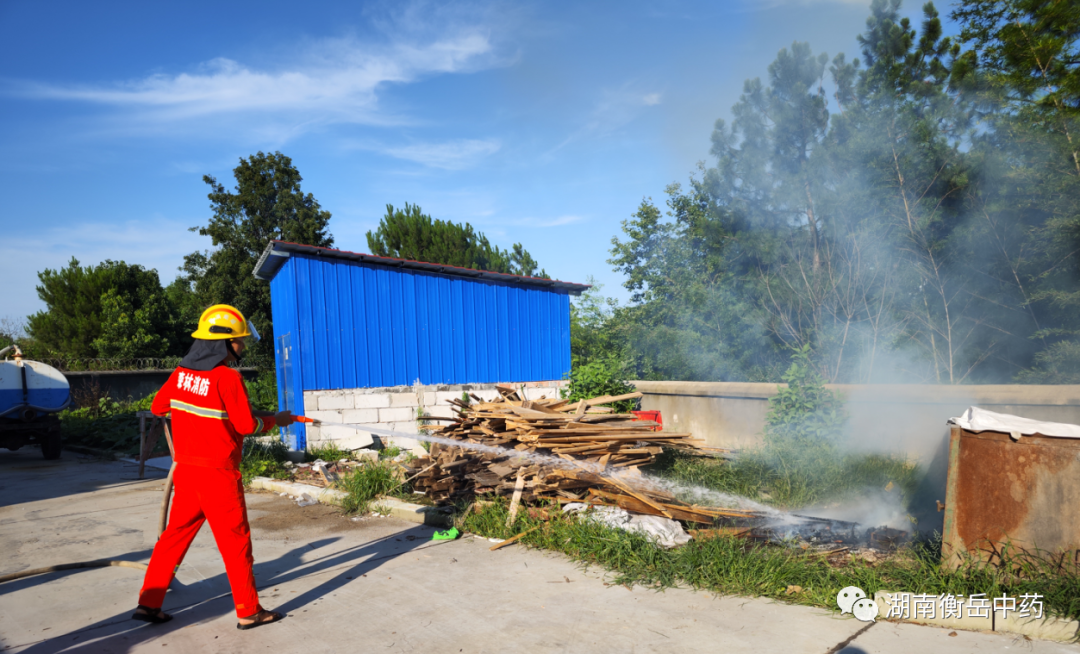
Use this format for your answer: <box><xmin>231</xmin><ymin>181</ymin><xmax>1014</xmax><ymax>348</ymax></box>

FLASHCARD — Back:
<box><xmin>301</xmin><ymin>381</ymin><xmax>566</xmax><ymax>453</ymax></box>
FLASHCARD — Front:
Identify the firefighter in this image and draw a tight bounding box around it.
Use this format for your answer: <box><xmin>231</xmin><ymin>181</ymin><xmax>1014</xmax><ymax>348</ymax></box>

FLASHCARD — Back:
<box><xmin>133</xmin><ymin>304</ymin><xmax>294</xmax><ymax>630</ymax></box>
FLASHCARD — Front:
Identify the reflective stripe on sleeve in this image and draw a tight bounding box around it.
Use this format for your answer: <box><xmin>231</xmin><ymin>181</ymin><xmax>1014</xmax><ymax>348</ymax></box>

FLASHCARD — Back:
<box><xmin>170</xmin><ymin>399</ymin><xmax>229</xmax><ymax>420</ymax></box>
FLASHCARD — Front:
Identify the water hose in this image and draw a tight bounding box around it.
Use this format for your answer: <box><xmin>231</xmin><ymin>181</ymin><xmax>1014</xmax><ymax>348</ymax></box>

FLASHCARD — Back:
<box><xmin>3</xmin><ymin>415</ymin><xmax>311</xmax><ymax>584</ymax></box>
<box><xmin>1</xmin><ymin>423</ymin><xmax>177</xmax><ymax>585</ymax></box>
<box><xmin>158</xmin><ymin>421</ymin><xmax>176</xmax><ymax>538</ymax></box>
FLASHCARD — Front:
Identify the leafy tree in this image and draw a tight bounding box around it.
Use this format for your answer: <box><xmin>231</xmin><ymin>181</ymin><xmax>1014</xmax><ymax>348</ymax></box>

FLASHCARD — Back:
<box><xmin>183</xmin><ymin>152</ymin><xmax>333</xmax><ymax>353</ymax></box>
<box><xmin>367</xmin><ymin>202</ymin><xmax>548</xmax><ymax>278</ymax></box>
<box><xmin>595</xmin><ymin>0</ymin><xmax>1080</xmax><ymax>384</ymax></box>
<box><xmin>27</xmin><ymin>258</ymin><xmax>179</xmax><ymax>358</ymax></box>
<box><xmin>162</xmin><ymin>277</ymin><xmax>203</xmax><ymax>353</ymax></box>
<box><xmin>953</xmin><ymin>0</ymin><xmax>1080</xmax><ymax>175</ymax></box>
<box><xmin>952</xmin><ymin>0</ymin><xmax>1080</xmax><ymax>381</ymax></box>
<box><xmin>1016</xmin><ymin>341</ymin><xmax>1080</xmax><ymax>384</ymax></box>
<box><xmin>569</xmin><ymin>279</ymin><xmax>626</xmax><ymax>367</ymax></box>
<box><xmin>764</xmin><ymin>346</ymin><xmax>847</xmax><ymax>445</ymax></box>
<box><xmin>608</xmin><ymin>188</ymin><xmax>781</xmax><ymax>382</ymax></box>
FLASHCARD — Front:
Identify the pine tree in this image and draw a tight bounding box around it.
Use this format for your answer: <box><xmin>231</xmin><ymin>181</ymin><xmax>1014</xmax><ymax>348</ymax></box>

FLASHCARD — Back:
<box><xmin>367</xmin><ymin>203</ymin><xmax>548</xmax><ymax>278</ymax></box>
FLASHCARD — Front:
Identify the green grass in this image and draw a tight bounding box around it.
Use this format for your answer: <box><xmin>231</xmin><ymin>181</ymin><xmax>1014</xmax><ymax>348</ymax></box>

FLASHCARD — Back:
<box><xmin>650</xmin><ymin>440</ymin><xmax>921</xmax><ymax>509</ymax></box>
<box><xmin>240</xmin><ymin>436</ymin><xmax>290</xmax><ymax>486</ymax></box>
<box><xmin>458</xmin><ymin>498</ymin><xmax>1080</xmax><ymax>621</ymax></box>
<box><xmin>336</xmin><ymin>461</ymin><xmax>413</xmax><ymax>514</ymax></box>
<box><xmin>305</xmin><ymin>442</ymin><xmax>352</xmax><ymax>463</ymax></box>
<box><xmin>379</xmin><ymin>445</ymin><xmax>402</xmax><ymax>459</ymax></box>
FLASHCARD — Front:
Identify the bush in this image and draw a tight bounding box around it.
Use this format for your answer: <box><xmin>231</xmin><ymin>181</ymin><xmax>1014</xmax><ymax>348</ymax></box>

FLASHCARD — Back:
<box><xmin>59</xmin><ymin>394</ymin><xmax>156</xmax><ymax>454</ymax></box>
<box><xmin>650</xmin><ymin>346</ymin><xmax>917</xmax><ymax>509</ymax></box>
<box><xmin>246</xmin><ymin>370</ymin><xmax>279</xmax><ymax>412</ymax></box>
<box><xmin>764</xmin><ymin>345</ymin><xmax>846</xmax><ymax>446</ymax></box>
<box><xmin>561</xmin><ymin>358</ymin><xmax>638</xmax><ymax>412</ymax></box>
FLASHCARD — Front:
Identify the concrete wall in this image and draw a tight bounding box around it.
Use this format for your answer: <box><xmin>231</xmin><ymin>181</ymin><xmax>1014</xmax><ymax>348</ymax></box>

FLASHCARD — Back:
<box><xmin>637</xmin><ymin>381</ymin><xmax>1080</xmax><ymax>534</ymax></box>
<box><xmin>635</xmin><ymin>381</ymin><xmax>1080</xmax><ymax>462</ymax></box>
<box><xmin>302</xmin><ymin>380</ymin><xmax>566</xmax><ymax>453</ymax></box>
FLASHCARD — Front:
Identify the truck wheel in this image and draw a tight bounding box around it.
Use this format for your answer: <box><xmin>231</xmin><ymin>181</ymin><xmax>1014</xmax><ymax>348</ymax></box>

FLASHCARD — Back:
<box><xmin>41</xmin><ymin>433</ymin><xmax>62</xmax><ymax>460</ymax></box>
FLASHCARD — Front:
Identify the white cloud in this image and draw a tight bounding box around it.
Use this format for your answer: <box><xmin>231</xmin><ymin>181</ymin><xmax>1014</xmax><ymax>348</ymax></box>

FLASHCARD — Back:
<box><xmin>0</xmin><ymin>218</ymin><xmax>210</xmax><ymax>321</ymax></box>
<box><xmin>545</xmin><ymin>83</ymin><xmax>663</xmax><ymax>156</ymax></box>
<box><xmin>530</xmin><ymin>214</ymin><xmax>584</xmax><ymax>228</ymax></box>
<box><xmin>502</xmin><ymin>214</ymin><xmax>585</xmax><ymax>229</ymax></box>
<box><xmin>6</xmin><ymin>14</ymin><xmax>507</xmax><ymax>140</ymax></box>
<box><xmin>363</xmin><ymin>138</ymin><xmax>502</xmax><ymax>170</ymax></box>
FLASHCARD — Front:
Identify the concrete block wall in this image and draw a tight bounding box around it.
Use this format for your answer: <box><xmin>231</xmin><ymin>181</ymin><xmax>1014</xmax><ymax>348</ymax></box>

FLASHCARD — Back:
<box><xmin>633</xmin><ymin>381</ymin><xmax>1080</xmax><ymax>462</ymax></box>
<box><xmin>302</xmin><ymin>380</ymin><xmax>566</xmax><ymax>453</ymax></box>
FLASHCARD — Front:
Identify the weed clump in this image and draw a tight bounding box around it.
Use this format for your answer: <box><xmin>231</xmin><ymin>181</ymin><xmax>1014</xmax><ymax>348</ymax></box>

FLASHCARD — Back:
<box><xmin>337</xmin><ymin>461</ymin><xmax>412</xmax><ymax>514</ymax></box>
<box><xmin>305</xmin><ymin>441</ymin><xmax>352</xmax><ymax>463</ymax></box>
<box><xmin>240</xmin><ymin>435</ymin><xmax>290</xmax><ymax>486</ymax></box>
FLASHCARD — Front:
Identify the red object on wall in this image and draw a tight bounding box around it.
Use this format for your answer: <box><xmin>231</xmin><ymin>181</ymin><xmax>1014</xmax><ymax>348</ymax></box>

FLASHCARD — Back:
<box><xmin>631</xmin><ymin>410</ymin><xmax>663</xmax><ymax>431</ymax></box>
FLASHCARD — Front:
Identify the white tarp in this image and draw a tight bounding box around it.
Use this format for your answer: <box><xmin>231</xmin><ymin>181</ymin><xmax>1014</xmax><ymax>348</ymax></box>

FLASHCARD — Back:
<box><xmin>948</xmin><ymin>406</ymin><xmax>1080</xmax><ymax>441</ymax></box>
<box><xmin>562</xmin><ymin>503</ymin><xmax>691</xmax><ymax>548</ymax></box>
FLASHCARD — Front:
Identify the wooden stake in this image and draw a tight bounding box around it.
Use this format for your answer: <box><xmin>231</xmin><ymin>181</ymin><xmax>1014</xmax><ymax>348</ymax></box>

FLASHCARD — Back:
<box><xmin>490</xmin><ymin>524</ymin><xmax>542</xmax><ymax>551</ymax></box>
<box><xmin>507</xmin><ymin>470</ymin><xmax>526</xmax><ymax>527</ymax></box>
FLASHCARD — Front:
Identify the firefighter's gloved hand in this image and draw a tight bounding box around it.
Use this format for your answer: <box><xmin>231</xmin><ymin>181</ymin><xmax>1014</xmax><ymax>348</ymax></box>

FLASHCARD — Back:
<box><xmin>274</xmin><ymin>411</ymin><xmax>295</xmax><ymax>427</ymax></box>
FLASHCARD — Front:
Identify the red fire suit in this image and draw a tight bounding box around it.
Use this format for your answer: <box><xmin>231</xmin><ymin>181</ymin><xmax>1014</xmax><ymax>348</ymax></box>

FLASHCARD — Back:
<box><xmin>138</xmin><ymin>364</ymin><xmax>274</xmax><ymax>618</ymax></box>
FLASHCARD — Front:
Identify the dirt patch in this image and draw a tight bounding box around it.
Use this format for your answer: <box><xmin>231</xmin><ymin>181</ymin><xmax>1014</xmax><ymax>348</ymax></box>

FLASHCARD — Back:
<box><xmin>246</xmin><ymin>491</ymin><xmax>381</xmax><ymax>538</ymax></box>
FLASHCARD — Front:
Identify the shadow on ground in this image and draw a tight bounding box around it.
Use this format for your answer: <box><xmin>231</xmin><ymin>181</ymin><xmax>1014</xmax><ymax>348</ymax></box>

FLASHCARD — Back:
<box><xmin>8</xmin><ymin>525</ymin><xmax>439</xmax><ymax>653</ymax></box>
<box><xmin>0</xmin><ymin>449</ymin><xmax>166</xmax><ymax>510</ymax></box>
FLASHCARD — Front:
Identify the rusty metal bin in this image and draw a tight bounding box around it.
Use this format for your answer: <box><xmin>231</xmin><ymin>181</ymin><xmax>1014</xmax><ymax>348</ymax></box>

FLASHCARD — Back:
<box><xmin>942</xmin><ymin>423</ymin><xmax>1080</xmax><ymax>567</ymax></box>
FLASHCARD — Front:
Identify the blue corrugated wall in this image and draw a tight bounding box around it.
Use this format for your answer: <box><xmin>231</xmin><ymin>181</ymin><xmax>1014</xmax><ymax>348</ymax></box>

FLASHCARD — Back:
<box><xmin>271</xmin><ymin>254</ymin><xmax>572</xmax><ymax>403</ymax></box>
<box><xmin>270</xmin><ymin>258</ymin><xmax>305</xmax><ymax>448</ymax></box>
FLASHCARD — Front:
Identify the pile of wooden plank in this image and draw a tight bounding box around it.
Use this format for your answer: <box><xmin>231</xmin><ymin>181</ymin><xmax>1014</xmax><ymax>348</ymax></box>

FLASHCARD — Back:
<box><xmin>403</xmin><ymin>386</ymin><xmax>761</xmax><ymax>524</ymax></box>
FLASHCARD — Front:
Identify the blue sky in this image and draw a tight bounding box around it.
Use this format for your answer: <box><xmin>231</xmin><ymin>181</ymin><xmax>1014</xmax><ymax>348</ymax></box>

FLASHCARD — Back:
<box><xmin>0</xmin><ymin>0</ymin><xmax>940</xmax><ymax>327</ymax></box>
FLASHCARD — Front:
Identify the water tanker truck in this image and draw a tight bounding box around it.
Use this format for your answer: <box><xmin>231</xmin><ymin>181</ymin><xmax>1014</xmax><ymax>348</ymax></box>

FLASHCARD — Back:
<box><xmin>0</xmin><ymin>345</ymin><xmax>69</xmax><ymax>459</ymax></box>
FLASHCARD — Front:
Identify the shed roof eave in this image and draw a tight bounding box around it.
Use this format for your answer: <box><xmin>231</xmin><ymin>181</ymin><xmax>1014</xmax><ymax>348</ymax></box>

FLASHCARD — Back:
<box><xmin>253</xmin><ymin>240</ymin><xmax>590</xmax><ymax>294</ymax></box>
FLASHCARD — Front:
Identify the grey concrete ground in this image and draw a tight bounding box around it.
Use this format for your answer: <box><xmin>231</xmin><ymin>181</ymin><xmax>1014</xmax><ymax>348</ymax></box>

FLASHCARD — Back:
<box><xmin>1</xmin><ymin>449</ymin><xmax>1077</xmax><ymax>654</ymax></box>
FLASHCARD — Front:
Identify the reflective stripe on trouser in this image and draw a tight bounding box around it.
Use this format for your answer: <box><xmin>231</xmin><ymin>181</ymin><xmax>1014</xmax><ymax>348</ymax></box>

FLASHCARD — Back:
<box><xmin>138</xmin><ymin>464</ymin><xmax>261</xmax><ymax>618</ymax></box>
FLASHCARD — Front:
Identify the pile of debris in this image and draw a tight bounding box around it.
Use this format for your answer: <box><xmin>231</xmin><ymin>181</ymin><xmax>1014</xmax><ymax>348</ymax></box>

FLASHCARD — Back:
<box><xmin>404</xmin><ymin>386</ymin><xmax>760</xmax><ymax>524</ymax></box>
<box><xmin>284</xmin><ymin>459</ymin><xmax>354</xmax><ymax>487</ymax></box>
<box><xmin>717</xmin><ymin>515</ymin><xmax>912</xmax><ymax>557</ymax></box>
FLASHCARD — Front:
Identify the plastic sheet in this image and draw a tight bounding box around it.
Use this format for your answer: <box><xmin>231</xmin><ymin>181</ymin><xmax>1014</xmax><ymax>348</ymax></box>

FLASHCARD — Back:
<box><xmin>562</xmin><ymin>503</ymin><xmax>691</xmax><ymax>548</ymax></box>
<box><xmin>948</xmin><ymin>406</ymin><xmax>1080</xmax><ymax>441</ymax></box>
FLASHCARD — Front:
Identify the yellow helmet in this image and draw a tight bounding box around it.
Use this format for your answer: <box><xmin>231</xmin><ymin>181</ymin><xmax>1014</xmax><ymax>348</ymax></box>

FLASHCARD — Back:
<box><xmin>191</xmin><ymin>304</ymin><xmax>257</xmax><ymax>341</ymax></box>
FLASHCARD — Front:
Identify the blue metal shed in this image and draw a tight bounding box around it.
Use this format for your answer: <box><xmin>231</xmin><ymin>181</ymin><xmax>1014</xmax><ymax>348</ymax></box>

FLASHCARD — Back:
<box><xmin>254</xmin><ymin>240</ymin><xmax>589</xmax><ymax>447</ymax></box>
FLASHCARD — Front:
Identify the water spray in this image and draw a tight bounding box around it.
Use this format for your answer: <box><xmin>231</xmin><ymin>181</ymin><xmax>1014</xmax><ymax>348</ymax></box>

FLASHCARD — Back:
<box><xmin>319</xmin><ymin>421</ymin><xmax>779</xmax><ymax>515</ymax></box>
